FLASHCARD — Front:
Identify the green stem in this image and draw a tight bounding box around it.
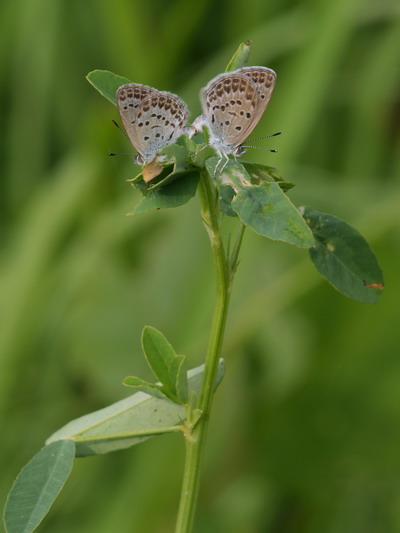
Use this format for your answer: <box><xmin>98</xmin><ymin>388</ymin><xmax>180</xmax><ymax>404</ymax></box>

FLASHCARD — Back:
<box><xmin>174</xmin><ymin>170</ymin><xmax>241</xmax><ymax>532</ymax></box>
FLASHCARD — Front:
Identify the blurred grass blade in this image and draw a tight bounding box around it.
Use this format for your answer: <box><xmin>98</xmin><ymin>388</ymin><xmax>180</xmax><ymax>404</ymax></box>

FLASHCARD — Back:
<box><xmin>86</xmin><ymin>70</ymin><xmax>132</xmax><ymax>105</ymax></box>
<box><xmin>301</xmin><ymin>206</ymin><xmax>384</xmax><ymax>303</ymax></box>
<box><xmin>3</xmin><ymin>441</ymin><xmax>75</xmax><ymax>533</ymax></box>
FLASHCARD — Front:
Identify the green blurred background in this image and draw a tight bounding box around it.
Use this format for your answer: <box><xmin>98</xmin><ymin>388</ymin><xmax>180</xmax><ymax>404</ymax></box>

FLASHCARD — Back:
<box><xmin>1</xmin><ymin>0</ymin><xmax>400</xmax><ymax>531</ymax></box>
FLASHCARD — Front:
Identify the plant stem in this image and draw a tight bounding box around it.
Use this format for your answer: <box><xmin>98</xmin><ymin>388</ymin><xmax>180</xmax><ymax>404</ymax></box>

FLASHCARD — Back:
<box><xmin>174</xmin><ymin>170</ymin><xmax>241</xmax><ymax>532</ymax></box>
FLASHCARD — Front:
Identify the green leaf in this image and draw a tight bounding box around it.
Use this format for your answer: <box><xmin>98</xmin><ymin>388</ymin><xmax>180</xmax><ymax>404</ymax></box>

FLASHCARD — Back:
<box><xmin>129</xmin><ymin>171</ymin><xmax>199</xmax><ymax>214</ymax></box>
<box><xmin>172</xmin><ymin>355</ymin><xmax>189</xmax><ymax>404</ymax></box>
<box><xmin>232</xmin><ymin>183</ymin><xmax>314</xmax><ymax>248</ymax></box>
<box><xmin>46</xmin><ymin>361</ymin><xmax>224</xmax><ymax>456</ymax></box>
<box><xmin>86</xmin><ymin>69</ymin><xmax>132</xmax><ymax>105</ymax></box>
<box><xmin>123</xmin><ymin>376</ymin><xmax>168</xmax><ymax>401</ymax></box>
<box><xmin>3</xmin><ymin>440</ymin><xmax>75</xmax><ymax>533</ymax></box>
<box><xmin>128</xmin><ymin>143</ymin><xmax>197</xmax><ymax>193</ymax></box>
<box><xmin>207</xmin><ymin>159</ymin><xmax>312</xmax><ymax>247</ymax></box>
<box><xmin>146</xmin><ymin>143</ymin><xmax>197</xmax><ymax>192</ymax></box>
<box><xmin>219</xmin><ymin>185</ymin><xmax>237</xmax><ymax>217</ymax></box>
<box><xmin>141</xmin><ymin>326</ymin><xmax>187</xmax><ymax>403</ymax></box>
<box><xmin>225</xmin><ymin>41</ymin><xmax>252</xmax><ymax>71</ymax></box>
<box><xmin>301</xmin><ymin>206</ymin><xmax>384</xmax><ymax>303</ymax></box>
<box><xmin>242</xmin><ymin>162</ymin><xmax>295</xmax><ymax>192</ymax></box>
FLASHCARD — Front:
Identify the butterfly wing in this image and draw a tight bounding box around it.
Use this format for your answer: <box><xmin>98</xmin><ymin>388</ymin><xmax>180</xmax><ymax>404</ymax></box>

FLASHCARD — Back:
<box><xmin>201</xmin><ymin>73</ymin><xmax>259</xmax><ymax>152</ymax></box>
<box><xmin>117</xmin><ymin>83</ymin><xmax>158</xmax><ymax>159</ymax></box>
<box><xmin>130</xmin><ymin>91</ymin><xmax>189</xmax><ymax>163</ymax></box>
<box><xmin>201</xmin><ymin>67</ymin><xmax>276</xmax><ymax>153</ymax></box>
<box><xmin>236</xmin><ymin>66</ymin><xmax>276</xmax><ymax>125</ymax></box>
<box><xmin>117</xmin><ymin>85</ymin><xmax>189</xmax><ymax>163</ymax></box>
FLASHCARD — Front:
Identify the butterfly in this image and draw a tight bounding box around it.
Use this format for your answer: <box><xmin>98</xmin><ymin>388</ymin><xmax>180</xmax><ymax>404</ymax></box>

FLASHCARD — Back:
<box><xmin>116</xmin><ymin>83</ymin><xmax>189</xmax><ymax>166</ymax></box>
<box><xmin>198</xmin><ymin>66</ymin><xmax>277</xmax><ymax>173</ymax></box>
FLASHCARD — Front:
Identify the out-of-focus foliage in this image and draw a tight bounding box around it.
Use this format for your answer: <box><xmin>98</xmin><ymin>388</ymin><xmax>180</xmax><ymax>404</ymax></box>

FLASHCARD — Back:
<box><xmin>1</xmin><ymin>0</ymin><xmax>399</xmax><ymax>531</ymax></box>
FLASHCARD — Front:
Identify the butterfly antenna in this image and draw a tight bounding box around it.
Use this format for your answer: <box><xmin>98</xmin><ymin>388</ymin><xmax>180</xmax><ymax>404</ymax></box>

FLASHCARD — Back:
<box><xmin>112</xmin><ymin>119</ymin><xmax>132</xmax><ymax>144</ymax></box>
<box><xmin>241</xmin><ymin>145</ymin><xmax>278</xmax><ymax>153</ymax></box>
<box><xmin>109</xmin><ymin>120</ymin><xmax>138</xmax><ymax>160</ymax></box>
<box><xmin>247</xmin><ymin>131</ymin><xmax>282</xmax><ymax>142</ymax></box>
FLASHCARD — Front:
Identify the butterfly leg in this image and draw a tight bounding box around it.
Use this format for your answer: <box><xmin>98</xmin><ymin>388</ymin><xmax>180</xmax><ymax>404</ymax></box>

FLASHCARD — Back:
<box><xmin>215</xmin><ymin>152</ymin><xmax>230</xmax><ymax>178</ymax></box>
<box><xmin>212</xmin><ymin>151</ymin><xmax>223</xmax><ymax>178</ymax></box>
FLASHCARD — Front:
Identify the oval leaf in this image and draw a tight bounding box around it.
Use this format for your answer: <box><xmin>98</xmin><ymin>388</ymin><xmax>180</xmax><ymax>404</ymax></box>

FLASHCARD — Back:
<box><xmin>205</xmin><ymin>158</ymin><xmax>313</xmax><ymax>247</ymax></box>
<box><xmin>141</xmin><ymin>326</ymin><xmax>187</xmax><ymax>402</ymax></box>
<box><xmin>3</xmin><ymin>440</ymin><xmax>75</xmax><ymax>533</ymax></box>
<box><xmin>123</xmin><ymin>376</ymin><xmax>168</xmax><ymax>401</ymax></box>
<box><xmin>301</xmin><ymin>206</ymin><xmax>384</xmax><ymax>303</ymax></box>
<box><xmin>232</xmin><ymin>183</ymin><xmax>314</xmax><ymax>248</ymax></box>
<box><xmin>46</xmin><ymin>361</ymin><xmax>224</xmax><ymax>456</ymax></box>
<box><xmin>86</xmin><ymin>69</ymin><xmax>132</xmax><ymax>105</ymax></box>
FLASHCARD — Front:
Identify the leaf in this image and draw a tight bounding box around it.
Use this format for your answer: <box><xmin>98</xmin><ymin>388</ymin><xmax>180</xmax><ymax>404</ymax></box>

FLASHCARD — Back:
<box><xmin>122</xmin><ymin>376</ymin><xmax>168</xmax><ymax>401</ymax></box>
<box><xmin>205</xmin><ymin>158</ymin><xmax>313</xmax><ymax>247</ymax></box>
<box><xmin>146</xmin><ymin>143</ymin><xmax>197</xmax><ymax>192</ymax></box>
<box><xmin>232</xmin><ymin>183</ymin><xmax>314</xmax><ymax>248</ymax></box>
<box><xmin>225</xmin><ymin>41</ymin><xmax>252</xmax><ymax>71</ymax></box>
<box><xmin>224</xmin><ymin>161</ymin><xmax>310</xmax><ymax>244</ymax></box>
<box><xmin>129</xmin><ymin>171</ymin><xmax>199</xmax><ymax>214</ymax></box>
<box><xmin>242</xmin><ymin>162</ymin><xmax>295</xmax><ymax>192</ymax></box>
<box><xmin>46</xmin><ymin>361</ymin><xmax>224</xmax><ymax>456</ymax></box>
<box><xmin>86</xmin><ymin>69</ymin><xmax>132</xmax><ymax>105</ymax></box>
<box><xmin>128</xmin><ymin>143</ymin><xmax>197</xmax><ymax>192</ymax></box>
<box><xmin>172</xmin><ymin>355</ymin><xmax>189</xmax><ymax>404</ymax></box>
<box><xmin>301</xmin><ymin>206</ymin><xmax>384</xmax><ymax>303</ymax></box>
<box><xmin>141</xmin><ymin>326</ymin><xmax>187</xmax><ymax>403</ymax></box>
<box><xmin>219</xmin><ymin>185</ymin><xmax>237</xmax><ymax>217</ymax></box>
<box><xmin>3</xmin><ymin>440</ymin><xmax>75</xmax><ymax>533</ymax></box>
